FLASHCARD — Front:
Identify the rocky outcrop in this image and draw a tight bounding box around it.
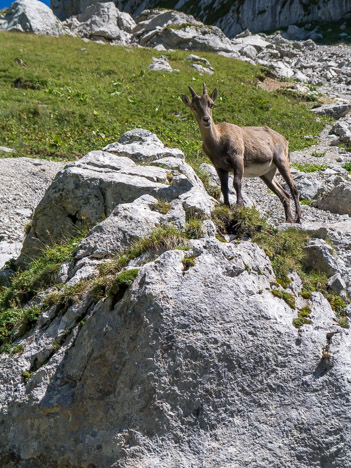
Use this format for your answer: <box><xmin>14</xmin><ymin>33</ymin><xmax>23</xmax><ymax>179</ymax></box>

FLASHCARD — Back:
<box><xmin>0</xmin><ymin>0</ymin><xmax>66</xmax><ymax>35</ymax></box>
<box><xmin>17</xmin><ymin>130</ymin><xmax>214</xmax><ymax>265</ymax></box>
<box><xmin>52</xmin><ymin>0</ymin><xmax>351</xmax><ymax>37</ymax></box>
<box><xmin>1</xmin><ymin>235</ymin><xmax>351</xmax><ymax>467</ymax></box>
<box><xmin>133</xmin><ymin>9</ymin><xmax>237</xmax><ymax>53</ymax></box>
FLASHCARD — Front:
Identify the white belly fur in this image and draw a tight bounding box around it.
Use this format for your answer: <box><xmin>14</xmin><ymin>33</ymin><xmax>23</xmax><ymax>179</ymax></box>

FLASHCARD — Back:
<box><xmin>243</xmin><ymin>161</ymin><xmax>276</xmax><ymax>178</ymax></box>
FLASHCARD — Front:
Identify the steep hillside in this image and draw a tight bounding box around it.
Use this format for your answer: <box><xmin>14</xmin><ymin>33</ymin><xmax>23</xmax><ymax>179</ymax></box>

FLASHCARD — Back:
<box><xmin>0</xmin><ymin>32</ymin><xmax>324</xmax><ymax>163</ymax></box>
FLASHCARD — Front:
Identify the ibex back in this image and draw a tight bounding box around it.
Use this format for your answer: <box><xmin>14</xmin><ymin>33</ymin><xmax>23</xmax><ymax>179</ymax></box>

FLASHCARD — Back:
<box><xmin>181</xmin><ymin>83</ymin><xmax>302</xmax><ymax>223</ymax></box>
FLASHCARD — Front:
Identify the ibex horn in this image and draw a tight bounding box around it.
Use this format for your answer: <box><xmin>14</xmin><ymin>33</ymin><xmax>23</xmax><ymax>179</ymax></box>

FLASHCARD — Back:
<box><xmin>203</xmin><ymin>83</ymin><xmax>208</xmax><ymax>95</ymax></box>
<box><xmin>188</xmin><ymin>85</ymin><xmax>197</xmax><ymax>98</ymax></box>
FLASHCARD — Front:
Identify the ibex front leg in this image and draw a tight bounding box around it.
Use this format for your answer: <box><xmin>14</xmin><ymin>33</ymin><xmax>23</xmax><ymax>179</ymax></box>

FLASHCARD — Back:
<box><xmin>216</xmin><ymin>168</ymin><xmax>230</xmax><ymax>207</ymax></box>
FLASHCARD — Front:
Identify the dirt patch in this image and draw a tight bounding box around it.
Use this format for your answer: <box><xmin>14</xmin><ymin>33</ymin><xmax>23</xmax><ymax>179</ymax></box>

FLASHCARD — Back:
<box><xmin>257</xmin><ymin>78</ymin><xmax>294</xmax><ymax>92</ymax></box>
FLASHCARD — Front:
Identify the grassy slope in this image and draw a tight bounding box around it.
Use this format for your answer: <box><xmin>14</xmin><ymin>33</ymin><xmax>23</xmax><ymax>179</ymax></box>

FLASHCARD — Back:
<box><xmin>0</xmin><ymin>31</ymin><xmax>325</xmax><ymax>166</ymax></box>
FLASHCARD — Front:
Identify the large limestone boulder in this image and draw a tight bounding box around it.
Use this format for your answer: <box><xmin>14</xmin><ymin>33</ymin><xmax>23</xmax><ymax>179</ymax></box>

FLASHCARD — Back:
<box><xmin>63</xmin><ymin>1</ymin><xmax>135</xmax><ymax>43</ymax></box>
<box><xmin>133</xmin><ymin>9</ymin><xmax>237</xmax><ymax>53</ymax></box>
<box><xmin>0</xmin><ymin>0</ymin><xmax>65</xmax><ymax>35</ymax></box>
<box><xmin>18</xmin><ymin>130</ymin><xmax>215</xmax><ymax>265</ymax></box>
<box><xmin>1</xmin><ymin>237</ymin><xmax>351</xmax><ymax>466</ymax></box>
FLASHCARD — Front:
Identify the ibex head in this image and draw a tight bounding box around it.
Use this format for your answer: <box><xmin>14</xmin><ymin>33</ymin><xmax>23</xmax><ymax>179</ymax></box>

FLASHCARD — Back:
<box><xmin>181</xmin><ymin>83</ymin><xmax>218</xmax><ymax>128</ymax></box>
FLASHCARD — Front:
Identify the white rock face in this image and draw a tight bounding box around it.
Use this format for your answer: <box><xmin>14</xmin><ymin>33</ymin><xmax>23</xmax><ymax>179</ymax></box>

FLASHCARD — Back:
<box><xmin>1</xmin><ymin>236</ymin><xmax>351</xmax><ymax>466</ymax></box>
<box><xmin>0</xmin><ymin>158</ymin><xmax>63</xmax><ymax>269</ymax></box>
<box><xmin>63</xmin><ymin>1</ymin><xmax>135</xmax><ymax>43</ymax></box>
<box><xmin>0</xmin><ymin>0</ymin><xmax>65</xmax><ymax>35</ymax></box>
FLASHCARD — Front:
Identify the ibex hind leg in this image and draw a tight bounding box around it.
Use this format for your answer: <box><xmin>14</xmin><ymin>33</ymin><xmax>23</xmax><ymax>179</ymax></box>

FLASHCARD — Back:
<box><xmin>260</xmin><ymin>168</ymin><xmax>294</xmax><ymax>223</ymax></box>
<box><xmin>274</xmin><ymin>149</ymin><xmax>302</xmax><ymax>223</ymax></box>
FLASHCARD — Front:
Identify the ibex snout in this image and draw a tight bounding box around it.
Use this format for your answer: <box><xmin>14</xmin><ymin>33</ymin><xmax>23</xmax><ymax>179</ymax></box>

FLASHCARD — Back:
<box><xmin>202</xmin><ymin>115</ymin><xmax>211</xmax><ymax>127</ymax></box>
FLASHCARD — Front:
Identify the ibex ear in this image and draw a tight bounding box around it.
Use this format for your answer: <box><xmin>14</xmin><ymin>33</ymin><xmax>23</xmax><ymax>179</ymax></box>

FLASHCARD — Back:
<box><xmin>211</xmin><ymin>88</ymin><xmax>218</xmax><ymax>102</ymax></box>
<box><xmin>181</xmin><ymin>94</ymin><xmax>191</xmax><ymax>107</ymax></box>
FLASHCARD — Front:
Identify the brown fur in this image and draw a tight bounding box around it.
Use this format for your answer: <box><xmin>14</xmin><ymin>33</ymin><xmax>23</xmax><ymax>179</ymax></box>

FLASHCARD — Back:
<box><xmin>181</xmin><ymin>84</ymin><xmax>301</xmax><ymax>223</ymax></box>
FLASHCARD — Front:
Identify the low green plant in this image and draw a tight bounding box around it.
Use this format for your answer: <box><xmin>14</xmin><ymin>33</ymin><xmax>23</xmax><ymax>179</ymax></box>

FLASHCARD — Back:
<box><xmin>109</xmin><ymin>269</ymin><xmax>139</xmax><ymax>296</ymax></box>
<box><xmin>338</xmin><ymin>316</ymin><xmax>349</xmax><ymax>328</ymax></box>
<box><xmin>292</xmin><ymin>163</ymin><xmax>327</xmax><ymax>172</ymax></box>
<box><xmin>311</xmin><ymin>150</ymin><xmax>325</xmax><ymax>158</ymax></box>
<box><xmin>300</xmin><ymin>199</ymin><xmax>313</xmax><ymax>205</ymax></box>
<box><xmin>22</xmin><ymin>371</ymin><xmax>33</xmax><ymax>383</ymax></box>
<box><xmin>150</xmin><ymin>199</ymin><xmax>172</xmax><ymax>214</ymax></box>
<box><xmin>342</xmin><ymin>162</ymin><xmax>351</xmax><ymax>173</ymax></box>
<box><xmin>271</xmin><ymin>288</ymin><xmax>296</xmax><ymax>309</ymax></box>
<box><xmin>293</xmin><ymin>305</ymin><xmax>312</xmax><ymax>328</ymax></box>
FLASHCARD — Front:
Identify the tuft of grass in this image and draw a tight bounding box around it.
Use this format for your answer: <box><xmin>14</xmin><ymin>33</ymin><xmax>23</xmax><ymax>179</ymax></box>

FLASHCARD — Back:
<box><xmin>0</xmin><ymin>234</ymin><xmax>84</xmax><ymax>351</ymax></box>
<box><xmin>342</xmin><ymin>162</ymin><xmax>351</xmax><ymax>173</ymax></box>
<box><xmin>292</xmin><ymin>163</ymin><xmax>327</xmax><ymax>172</ymax></box>
<box><xmin>338</xmin><ymin>316</ymin><xmax>349</xmax><ymax>328</ymax></box>
<box><xmin>311</xmin><ymin>150</ymin><xmax>325</xmax><ymax>158</ymax></box>
<box><xmin>109</xmin><ymin>269</ymin><xmax>139</xmax><ymax>296</ymax></box>
<box><xmin>293</xmin><ymin>305</ymin><xmax>312</xmax><ymax>328</ymax></box>
<box><xmin>150</xmin><ymin>199</ymin><xmax>172</xmax><ymax>214</ymax></box>
<box><xmin>271</xmin><ymin>288</ymin><xmax>296</xmax><ymax>309</ymax></box>
<box><xmin>0</xmin><ymin>31</ymin><xmax>326</xmax><ymax>163</ymax></box>
<box><xmin>300</xmin><ymin>199</ymin><xmax>313</xmax><ymax>205</ymax></box>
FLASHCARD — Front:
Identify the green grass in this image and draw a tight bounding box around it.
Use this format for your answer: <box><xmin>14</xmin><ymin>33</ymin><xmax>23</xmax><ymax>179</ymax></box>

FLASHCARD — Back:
<box><xmin>342</xmin><ymin>162</ymin><xmax>351</xmax><ymax>173</ymax></box>
<box><xmin>0</xmin><ymin>234</ymin><xmax>84</xmax><ymax>351</ymax></box>
<box><xmin>292</xmin><ymin>163</ymin><xmax>327</xmax><ymax>173</ymax></box>
<box><xmin>0</xmin><ymin>32</ymin><xmax>325</xmax><ymax>165</ymax></box>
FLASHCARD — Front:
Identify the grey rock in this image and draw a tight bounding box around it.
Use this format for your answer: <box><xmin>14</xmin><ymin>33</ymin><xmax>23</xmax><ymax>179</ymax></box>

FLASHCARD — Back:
<box><xmin>104</xmin><ymin>129</ymin><xmax>185</xmax><ymax>163</ymax></box>
<box><xmin>17</xmin><ymin>132</ymin><xmax>214</xmax><ymax>265</ymax></box>
<box><xmin>312</xmin><ymin>103</ymin><xmax>351</xmax><ymax>119</ymax></box>
<box><xmin>191</xmin><ymin>63</ymin><xmax>214</xmax><ymax>74</ymax></box>
<box><xmin>239</xmin><ymin>44</ymin><xmax>257</xmax><ymax>60</ymax></box>
<box><xmin>0</xmin><ymin>146</ymin><xmax>14</xmax><ymax>153</ymax></box>
<box><xmin>63</xmin><ymin>2</ymin><xmax>134</xmax><ymax>43</ymax></box>
<box><xmin>328</xmin><ymin>273</ymin><xmax>347</xmax><ymax>295</ymax></box>
<box><xmin>134</xmin><ymin>9</ymin><xmax>238</xmax><ymax>54</ymax></box>
<box><xmin>0</xmin><ymin>158</ymin><xmax>63</xmax><ymax>269</ymax></box>
<box><xmin>74</xmin><ymin>194</ymin><xmax>184</xmax><ymax>260</ymax></box>
<box><xmin>302</xmin><ymin>238</ymin><xmax>339</xmax><ymax>277</ymax></box>
<box><xmin>331</xmin><ymin>116</ymin><xmax>351</xmax><ymax>146</ymax></box>
<box><xmin>149</xmin><ymin>56</ymin><xmax>179</xmax><ymax>72</ymax></box>
<box><xmin>0</xmin><ymin>0</ymin><xmax>65</xmax><ymax>35</ymax></box>
<box><xmin>313</xmin><ymin>177</ymin><xmax>351</xmax><ymax>216</ymax></box>
<box><xmin>186</xmin><ymin>54</ymin><xmax>212</xmax><ymax>69</ymax></box>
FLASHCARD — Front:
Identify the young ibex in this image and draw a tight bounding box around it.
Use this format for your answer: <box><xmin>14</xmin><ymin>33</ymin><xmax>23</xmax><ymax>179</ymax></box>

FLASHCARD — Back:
<box><xmin>181</xmin><ymin>83</ymin><xmax>302</xmax><ymax>223</ymax></box>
